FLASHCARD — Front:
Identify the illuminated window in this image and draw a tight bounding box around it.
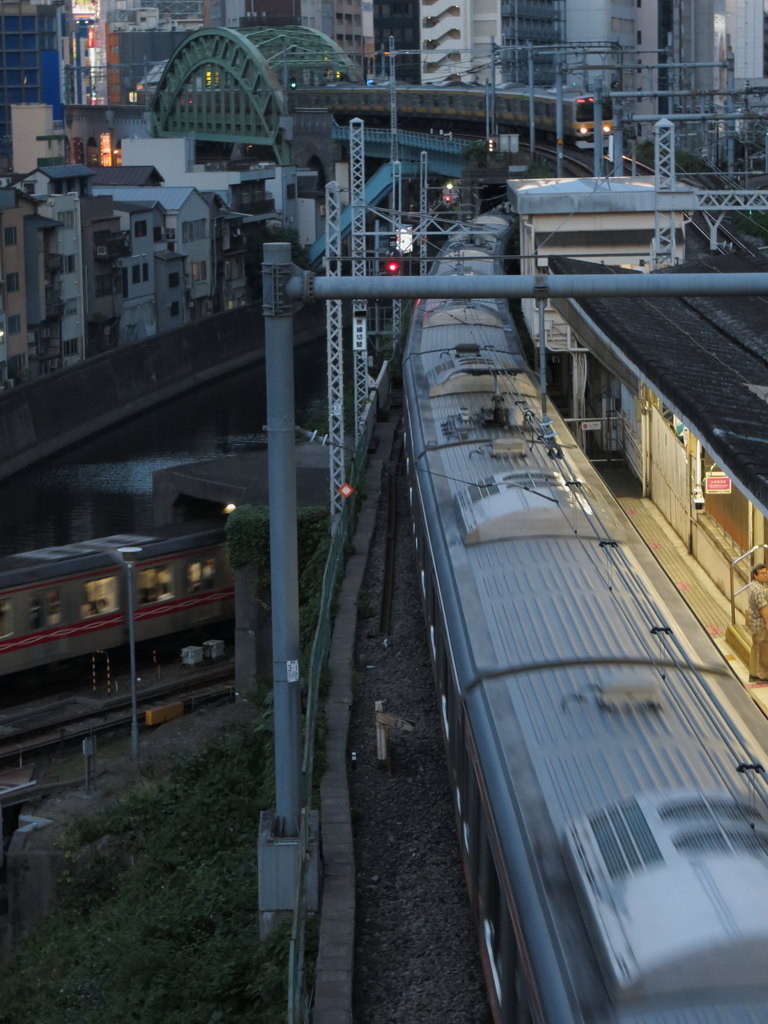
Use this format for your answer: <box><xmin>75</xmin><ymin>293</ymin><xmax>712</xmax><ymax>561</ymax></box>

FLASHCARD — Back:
<box><xmin>47</xmin><ymin>589</ymin><xmax>61</xmax><ymax>625</ymax></box>
<box><xmin>81</xmin><ymin>577</ymin><xmax>118</xmax><ymax>618</ymax></box>
<box><xmin>186</xmin><ymin>557</ymin><xmax>216</xmax><ymax>593</ymax></box>
<box><xmin>138</xmin><ymin>564</ymin><xmax>173</xmax><ymax>604</ymax></box>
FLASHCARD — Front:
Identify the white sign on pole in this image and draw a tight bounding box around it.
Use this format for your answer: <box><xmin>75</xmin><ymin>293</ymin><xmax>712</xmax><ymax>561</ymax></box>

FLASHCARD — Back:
<box><xmin>353</xmin><ymin>313</ymin><xmax>367</xmax><ymax>352</ymax></box>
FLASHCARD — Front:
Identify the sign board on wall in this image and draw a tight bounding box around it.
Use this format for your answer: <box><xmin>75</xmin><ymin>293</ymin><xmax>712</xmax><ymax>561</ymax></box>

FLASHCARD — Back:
<box><xmin>704</xmin><ymin>472</ymin><xmax>732</xmax><ymax>494</ymax></box>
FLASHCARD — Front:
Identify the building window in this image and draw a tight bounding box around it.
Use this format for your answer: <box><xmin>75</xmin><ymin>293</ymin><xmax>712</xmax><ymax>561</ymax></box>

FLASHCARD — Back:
<box><xmin>7</xmin><ymin>315</ymin><xmax>20</xmax><ymax>334</ymax></box>
<box><xmin>4</xmin><ymin>226</ymin><xmax>17</xmax><ymax>245</ymax></box>
<box><xmin>64</xmin><ymin>254</ymin><xmax>75</xmax><ymax>273</ymax></box>
<box><xmin>63</xmin><ymin>338</ymin><xmax>78</xmax><ymax>356</ymax></box>
<box><xmin>132</xmin><ymin>264</ymin><xmax>140</xmax><ymax>284</ymax></box>
<box><xmin>170</xmin><ymin>300</ymin><xmax>180</xmax><ymax>316</ymax></box>
<box><xmin>182</xmin><ymin>219</ymin><xmax>207</xmax><ymax>242</ymax></box>
<box><xmin>134</xmin><ymin>219</ymin><xmax>147</xmax><ymax>237</ymax></box>
<box><xmin>6</xmin><ymin>272</ymin><xmax>18</xmax><ymax>291</ymax></box>
<box><xmin>191</xmin><ymin>260</ymin><xmax>207</xmax><ymax>282</ymax></box>
<box><xmin>57</xmin><ymin>210</ymin><xmax>74</xmax><ymax>229</ymax></box>
<box><xmin>153</xmin><ymin>225</ymin><xmax>162</xmax><ymax>242</ymax></box>
<box><xmin>142</xmin><ymin>262</ymin><xmax>149</xmax><ymax>281</ymax></box>
<box><xmin>95</xmin><ymin>274</ymin><xmax>112</xmax><ymax>297</ymax></box>
<box><xmin>168</xmin><ymin>271</ymin><xmax>180</xmax><ymax>288</ymax></box>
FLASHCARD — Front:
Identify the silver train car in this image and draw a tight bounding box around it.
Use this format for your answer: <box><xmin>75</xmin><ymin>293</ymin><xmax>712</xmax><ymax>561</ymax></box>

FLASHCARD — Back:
<box><xmin>0</xmin><ymin>523</ymin><xmax>234</xmax><ymax>677</ymax></box>
<box><xmin>301</xmin><ymin>83</ymin><xmax>614</xmax><ymax>148</ymax></box>
<box><xmin>401</xmin><ymin>213</ymin><xmax>768</xmax><ymax>1023</ymax></box>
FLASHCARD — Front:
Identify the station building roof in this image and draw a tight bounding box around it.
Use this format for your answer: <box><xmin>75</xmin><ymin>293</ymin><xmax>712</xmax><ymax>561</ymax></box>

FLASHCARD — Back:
<box><xmin>549</xmin><ymin>252</ymin><xmax>768</xmax><ymax>519</ymax></box>
<box><xmin>508</xmin><ymin>175</ymin><xmax>695</xmax><ymax>214</ymax></box>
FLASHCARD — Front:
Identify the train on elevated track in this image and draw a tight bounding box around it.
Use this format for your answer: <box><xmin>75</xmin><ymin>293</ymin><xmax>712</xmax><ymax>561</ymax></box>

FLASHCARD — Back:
<box><xmin>0</xmin><ymin>522</ymin><xmax>233</xmax><ymax>678</ymax></box>
<box><xmin>302</xmin><ymin>82</ymin><xmax>613</xmax><ymax>149</ymax></box>
<box><xmin>402</xmin><ymin>211</ymin><xmax>768</xmax><ymax>1022</ymax></box>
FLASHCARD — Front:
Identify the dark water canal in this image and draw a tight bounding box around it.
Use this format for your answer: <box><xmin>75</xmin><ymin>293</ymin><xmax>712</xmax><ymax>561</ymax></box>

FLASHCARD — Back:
<box><xmin>0</xmin><ymin>343</ymin><xmax>328</xmax><ymax>556</ymax></box>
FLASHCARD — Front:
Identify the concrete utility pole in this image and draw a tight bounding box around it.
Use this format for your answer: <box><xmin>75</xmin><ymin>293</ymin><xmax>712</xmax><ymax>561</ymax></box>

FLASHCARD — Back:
<box><xmin>258</xmin><ymin>241</ymin><xmax>314</xmax><ymax>936</ymax></box>
<box><xmin>262</xmin><ymin>241</ymin><xmax>302</xmax><ymax>838</ymax></box>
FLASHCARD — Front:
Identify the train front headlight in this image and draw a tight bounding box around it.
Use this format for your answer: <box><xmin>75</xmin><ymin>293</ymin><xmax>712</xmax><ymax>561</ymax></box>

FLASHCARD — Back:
<box><xmin>603</xmin><ymin>124</ymin><xmax>611</xmax><ymax>133</ymax></box>
<box><xmin>578</xmin><ymin>126</ymin><xmax>588</xmax><ymax>135</ymax></box>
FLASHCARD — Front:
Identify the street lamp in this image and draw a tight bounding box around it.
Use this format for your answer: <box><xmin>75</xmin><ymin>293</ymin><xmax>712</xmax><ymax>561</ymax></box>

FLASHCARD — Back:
<box><xmin>118</xmin><ymin>546</ymin><xmax>142</xmax><ymax>762</ymax></box>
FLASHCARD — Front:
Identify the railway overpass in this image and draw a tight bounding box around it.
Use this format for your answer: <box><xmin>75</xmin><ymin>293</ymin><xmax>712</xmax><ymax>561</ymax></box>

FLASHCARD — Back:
<box><xmin>146</xmin><ymin>23</ymin><xmax>483</xmax><ymax>180</ymax></box>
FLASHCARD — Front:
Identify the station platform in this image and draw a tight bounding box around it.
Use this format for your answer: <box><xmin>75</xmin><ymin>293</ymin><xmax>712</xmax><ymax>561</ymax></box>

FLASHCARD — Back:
<box><xmin>599</xmin><ymin>469</ymin><xmax>766</xmax><ymax>718</ymax></box>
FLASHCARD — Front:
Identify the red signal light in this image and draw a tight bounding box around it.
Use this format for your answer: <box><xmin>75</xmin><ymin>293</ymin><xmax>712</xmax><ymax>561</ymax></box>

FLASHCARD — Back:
<box><xmin>384</xmin><ymin>259</ymin><xmax>401</xmax><ymax>275</ymax></box>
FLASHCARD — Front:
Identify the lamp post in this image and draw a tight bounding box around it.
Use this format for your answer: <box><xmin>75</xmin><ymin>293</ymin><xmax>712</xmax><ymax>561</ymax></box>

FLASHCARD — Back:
<box><xmin>118</xmin><ymin>546</ymin><xmax>142</xmax><ymax>762</ymax></box>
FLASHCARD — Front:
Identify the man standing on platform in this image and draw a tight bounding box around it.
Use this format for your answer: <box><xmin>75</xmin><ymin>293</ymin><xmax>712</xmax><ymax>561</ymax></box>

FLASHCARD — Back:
<box><xmin>748</xmin><ymin>563</ymin><xmax>768</xmax><ymax>681</ymax></box>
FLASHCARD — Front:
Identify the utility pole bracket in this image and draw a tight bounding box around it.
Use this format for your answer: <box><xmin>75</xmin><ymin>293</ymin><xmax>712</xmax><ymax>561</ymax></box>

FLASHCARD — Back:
<box><xmin>263</xmin><ymin>260</ymin><xmax>307</xmax><ymax>316</ymax></box>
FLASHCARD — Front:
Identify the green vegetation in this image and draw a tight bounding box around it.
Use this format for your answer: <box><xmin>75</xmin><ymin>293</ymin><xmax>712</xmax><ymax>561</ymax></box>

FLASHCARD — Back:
<box><xmin>0</xmin><ymin>507</ymin><xmax>331</xmax><ymax>1023</ymax></box>
<box><xmin>732</xmin><ymin>208</ymin><xmax>768</xmax><ymax>246</ymax></box>
<box><xmin>0</xmin><ymin>723</ymin><xmax>319</xmax><ymax>1024</ymax></box>
<box><xmin>244</xmin><ymin>225</ymin><xmax>311</xmax><ymax>299</ymax></box>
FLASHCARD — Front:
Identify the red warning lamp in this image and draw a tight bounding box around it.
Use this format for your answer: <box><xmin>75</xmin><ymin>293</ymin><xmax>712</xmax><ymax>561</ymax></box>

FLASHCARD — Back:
<box><xmin>383</xmin><ymin>258</ymin><xmax>401</xmax><ymax>275</ymax></box>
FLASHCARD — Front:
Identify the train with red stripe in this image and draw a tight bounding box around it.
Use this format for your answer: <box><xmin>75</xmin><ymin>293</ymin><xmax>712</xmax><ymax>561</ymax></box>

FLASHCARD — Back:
<box><xmin>0</xmin><ymin>522</ymin><xmax>233</xmax><ymax>677</ymax></box>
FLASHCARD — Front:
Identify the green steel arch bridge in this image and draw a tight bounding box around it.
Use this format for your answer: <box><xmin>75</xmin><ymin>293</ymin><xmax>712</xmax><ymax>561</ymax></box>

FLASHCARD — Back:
<box><xmin>150</xmin><ymin>24</ymin><xmax>357</xmax><ymax>165</ymax></box>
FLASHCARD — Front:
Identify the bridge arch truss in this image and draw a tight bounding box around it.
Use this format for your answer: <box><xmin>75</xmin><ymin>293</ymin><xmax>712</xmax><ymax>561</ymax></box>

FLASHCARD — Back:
<box><xmin>150</xmin><ymin>25</ymin><xmax>356</xmax><ymax>164</ymax></box>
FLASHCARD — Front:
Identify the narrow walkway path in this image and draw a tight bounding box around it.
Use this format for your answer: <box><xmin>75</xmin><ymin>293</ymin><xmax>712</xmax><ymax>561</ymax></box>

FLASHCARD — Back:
<box><xmin>616</xmin><ymin>496</ymin><xmax>768</xmax><ymax>716</ymax></box>
<box><xmin>313</xmin><ymin>416</ymin><xmax>398</xmax><ymax>1024</ymax></box>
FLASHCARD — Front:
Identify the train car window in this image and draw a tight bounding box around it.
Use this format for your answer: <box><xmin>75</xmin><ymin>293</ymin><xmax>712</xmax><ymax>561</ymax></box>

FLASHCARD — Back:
<box><xmin>575</xmin><ymin>97</ymin><xmax>594</xmax><ymax>123</ymax></box>
<box><xmin>30</xmin><ymin>596</ymin><xmax>42</xmax><ymax>630</ymax></box>
<box><xmin>81</xmin><ymin>577</ymin><xmax>118</xmax><ymax>618</ymax></box>
<box><xmin>47</xmin><ymin>589</ymin><xmax>61</xmax><ymax>625</ymax></box>
<box><xmin>138</xmin><ymin>565</ymin><xmax>173</xmax><ymax>604</ymax></box>
<box><xmin>0</xmin><ymin>598</ymin><xmax>12</xmax><ymax>638</ymax></box>
<box><xmin>187</xmin><ymin>557</ymin><xmax>216</xmax><ymax>593</ymax></box>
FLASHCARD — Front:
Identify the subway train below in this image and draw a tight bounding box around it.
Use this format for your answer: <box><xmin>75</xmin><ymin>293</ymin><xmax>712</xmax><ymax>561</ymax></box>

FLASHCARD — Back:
<box><xmin>0</xmin><ymin>522</ymin><xmax>234</xmax><ymax>679</ymax></box>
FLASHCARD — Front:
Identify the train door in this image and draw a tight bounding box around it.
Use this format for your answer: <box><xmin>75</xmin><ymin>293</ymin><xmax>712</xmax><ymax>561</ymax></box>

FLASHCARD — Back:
<box><xmin>28</xmin><ymin>589</ymin><xmax>62</xmax><ymax>631</ymax></box>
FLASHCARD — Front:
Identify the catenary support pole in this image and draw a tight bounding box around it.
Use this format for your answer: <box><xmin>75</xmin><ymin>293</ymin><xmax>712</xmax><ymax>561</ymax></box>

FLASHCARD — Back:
<box><xmin>262</xmin><ymin>242</ymin><xmax>301</xmax><ymax>837</ymax></box>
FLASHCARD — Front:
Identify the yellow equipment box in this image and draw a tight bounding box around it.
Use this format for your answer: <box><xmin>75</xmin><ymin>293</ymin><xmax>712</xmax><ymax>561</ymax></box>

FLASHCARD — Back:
<box><xmin>145</xmin><ymin>701</ymin><xmax>184</xmax><ymax>726</ymax></box>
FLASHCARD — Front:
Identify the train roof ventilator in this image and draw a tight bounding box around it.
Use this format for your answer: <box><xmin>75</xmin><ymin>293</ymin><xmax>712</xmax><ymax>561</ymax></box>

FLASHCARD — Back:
<box><xmin>564</xmin><ymin>791</ymin><xmax>768</xmax><ymax>999</ymax></box>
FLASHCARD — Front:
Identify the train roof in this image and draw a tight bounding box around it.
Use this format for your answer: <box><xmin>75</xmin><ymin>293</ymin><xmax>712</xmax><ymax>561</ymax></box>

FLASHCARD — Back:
<box><xmin>0</xmin><ymin>521</ymin><xmax>227</xmax><ymax>590</ymax></box>
<box><xmin>404</xmin><ymin>217</ymin><xmax>768</xmax><ymax>1021</ymax></box>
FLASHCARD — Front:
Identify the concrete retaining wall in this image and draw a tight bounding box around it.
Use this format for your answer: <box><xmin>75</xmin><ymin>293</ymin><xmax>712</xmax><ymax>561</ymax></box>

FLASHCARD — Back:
<box><xmin>0</xmin><ymin>302</ymin><xmax>324</xmax><ymax>484</ymax></box>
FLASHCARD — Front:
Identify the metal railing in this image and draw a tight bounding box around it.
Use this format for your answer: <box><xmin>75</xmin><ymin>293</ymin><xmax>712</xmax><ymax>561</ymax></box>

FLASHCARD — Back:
<box><xmin>287</xmin><ymin>417</ymin><xmax>372</xmax><ymax>1022</ymax></box>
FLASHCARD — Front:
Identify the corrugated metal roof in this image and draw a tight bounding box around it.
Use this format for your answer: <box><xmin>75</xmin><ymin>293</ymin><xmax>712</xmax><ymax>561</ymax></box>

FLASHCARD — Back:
<box><xmin>90</xmin><ymin>166</ymin><xmax>164</xmax><ymax>187</ymax></box>
<box><xmin>550</xmin><ymin>254</ymin><xmax>768</xmax><ymax>517</ymax></box>
<box><xmin>39</xmin><ymin>164</ymin><xmax>94</xmax><ymax>179</ymax></box>
<box><xmin>91</xmin><ymin>186</ymin><xmax>198</xmax><ymax>207</ymax></box>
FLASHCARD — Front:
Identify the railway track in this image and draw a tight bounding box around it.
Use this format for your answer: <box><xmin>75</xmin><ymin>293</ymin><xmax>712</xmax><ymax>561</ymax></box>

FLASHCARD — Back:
<box><xmin>0</xmin><ymin>663</ymin><xmax>236</xmax><ymax>774</ymax></box>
